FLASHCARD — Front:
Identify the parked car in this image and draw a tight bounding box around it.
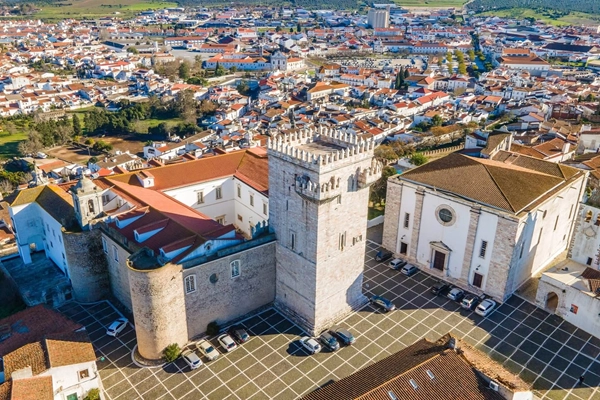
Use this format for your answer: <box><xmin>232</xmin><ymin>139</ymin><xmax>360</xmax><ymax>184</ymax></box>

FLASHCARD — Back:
<box><xmin>447</xmin><ymin>288</ymin><xmax>465</xmax><ymax>302</ymax></box>
<box><xmin>300</xmin><ymin>336</ymin><xmax>322</xmax><ymax>354</ymax></box>
<box><xmin>400</xmin><ymin>264</ymin><xmax>418</xmax><ymax>276</ymax></box>
<box><xmin>461</xmin><ymin>295</ymin><xmax>480</xmax><ymax>311</ymax></box>
<box><xmin>196</xmin><ymin>340</ymin><xmax>219</xmax><ymax>361</ymax></box>
<box><xmin>375</xmin><ymin>249</ymin><xmax>393</xmax><ymax>262</ymax></box>
<box><xmin>329</xmin><ymin>326</ymin><xmax>356</xmax><ymax>346</ymax></box>
<box><xmin>475</xmin><ymin>299</ymin><xmax>497</xmax><ymax>317</ymax></box>
<box><xmin>431</xmin><ymin>282</ymin><xmax>450</xmax><ymax>296</ymax></box>
<box><xmin>181</xmin><ymin>350</ymin><xmax>202</xmax><ymax>370</ymax></box>
<box><xmin>218</xmin><ymin>334</ymin><xmax>238</xmax><ymax>352</ymax></box>
<box><xmin>228</xmin><ymin>326</ymin><xmax>250</xmax><ymax>344</ymax></box>
<box><xmin>370</xmin><ymin>295</ymin><xmax>396</xmax><ymax>312</ymax></box>
<box><xmin>319</xmin><ymin>332</ymin><xmax>340</xmax><ymax>352</ymax></box>
<box><xmin>389</xmin><ymin>258</ymin><xmax>407</xmax><ymax>270</ymax></box>
<box><xmin>106</xmin><ymin>318</ymin><xmax>128</xmax><ymax>337</ymax></box>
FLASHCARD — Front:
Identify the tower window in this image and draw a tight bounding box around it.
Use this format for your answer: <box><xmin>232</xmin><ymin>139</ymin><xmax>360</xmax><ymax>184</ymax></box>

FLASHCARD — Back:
<box><xmin>215</xmin><ymin>186</ymin><xmax>222</xmax><ymax>200</ymax></box>
<box><xmin>88</xmin><ymin>199</ymin><xmax>95</xmax><ymax>214</ymax></box>
<box><xmin>290</xmin><ymin>232</ymin><xmax>296</xmax><ymax>250</ymax></box>
<box><xmin>231</xmin><ymin>260</ymin><xmax>241</xmax><ymax>278</ymax></box>
<box><xmin>185</xmin><ymin>275</ymin><xmax>197</xmax><ymax>294</ymax></box>
<box><xmin>102</xmin><ymin>237</ymin><xmax>108</xmax><ymax>254</ymax></box>
<box><xmin>404</xmin><ymin>213</ymin><xmax>410</xmax><ymax>229</ymax></box>
<box><xmin>197</xmin><ymin>191</ymin><xmax>204</xmax><ymax>204</ymax></box>
<box><xmin>339</xmin><ymin>232</ymin><xmax>347</xmax><ymax>250</ymax></box>
<box><xmin>113</xmin><ymin>245</ymin><xmax>119</xmax><ymax>262</ymax></box>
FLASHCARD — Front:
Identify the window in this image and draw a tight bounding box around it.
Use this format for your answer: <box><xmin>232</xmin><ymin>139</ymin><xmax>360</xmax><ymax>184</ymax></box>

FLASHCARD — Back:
<box><xmin>78</xmin><ymin>369</ymin><xmax>90</xmax><ymax>380</ymax></box>
<box><xmin>88</xmin><ymin>199</ymin><xmax>95</xmax><ymax>214</ymax></box>
<box><xmin>403</xmin><ymin>213</ymin><xmax>410</xmax><ymax>229</ymax></box>
<box><xmin>216</xmin><ymin>216</ymin><xmax>225</xmax><ymax>225</ymax></box>
<box><xmin>66</xmin><ymin>394</ymin><xmax>78</xmax><ymax>400</ymax></box>
<box><xmin>479</xmin><ymin>240</ymin><xmax>487</xmax><ymax>258</ymax></box>
<box><xmin>249</xmin><ymin>194</ymin><xmax>254</xmax><ymax>207</ymax></box>
<box><xmin>263</xmin><ymin>202</ymin><xmax>268</xmax><ymax>216</ymax></box>
<box><xmin>231</xmin><ymin>260</ymin><xmax>241</xmax><ymax>278</ymax></box>
<box><xmin>185</xmin><ymin>275</ymin><xmax>196</xmax><ymax>294</ymax></box>
<box><xmin>438</xmin><ymin>208</ymin><xmax>453</xmax><ymax>223</ymax></box>
<box><xmin>215</xmin><ymin>186</ymin><xmax>222</xmax><ymax>199</ymax></box>
<box><xmin>586</xmin><ymin>257</ymin><xmax>593</xmax><ymax>266</ymax></box>
<box><xmin>113</xmin><ymin>245</ymin><xmax>119</xmax><ymax>262</ymax></box>
<box><xmin>237</xmin><ymin>185</ymin><xmax>241</xmax><ymax>198</ymax></box>
<box><xmin>237</xmin><ymin>214</ymin><xmax>243</xmax><ymax>222</ymax></box>
<box><xmin>290</xmin><ymin>232</ymin><xmax>296</xmax><ymax>250</ymax></box>
<box><xmin>197</xmin><ymin>191</ymin><xmax>204</xmax><ymax>204</ymax></box>
<box><xmin>339</xmin><ymin>232</ymin><xmax>346</xmax><ymax>250</ymax></box>
<box><xmin>102</xmin><ymin>194</ymin><xmax>110</xmax><ymax>204</ymax></box>
<box><xmin>472</xmin><ymin>273</ymin><xmax>483</xmax><ymax>288</ymax></box>
<box><xmin>102</xmin><ymin>237</ymin><xmax>108</xmax><ymax>254</ymax></box>
<box><xmin>519</xmin><ymin>242</ymin><xmax>525</xmax><ymax>259</ymax></box>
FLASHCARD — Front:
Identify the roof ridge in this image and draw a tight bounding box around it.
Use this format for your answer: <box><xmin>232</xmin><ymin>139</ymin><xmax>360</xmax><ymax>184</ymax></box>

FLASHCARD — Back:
<box><xmin>479</xmin><ymin>163</ymin><xmax>517</xmax><ymax>212</ymax></box>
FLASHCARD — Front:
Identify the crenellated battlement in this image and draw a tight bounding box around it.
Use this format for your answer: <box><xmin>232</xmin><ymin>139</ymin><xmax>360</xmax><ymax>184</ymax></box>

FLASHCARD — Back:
<box><xmin>266</xmin><ymin>126</ymin><xmax>376</xmax><ymax>172</ymax></box>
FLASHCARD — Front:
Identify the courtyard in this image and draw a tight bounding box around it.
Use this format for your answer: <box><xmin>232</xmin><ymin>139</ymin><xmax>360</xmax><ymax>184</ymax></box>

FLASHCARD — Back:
<box><xmin>57</xmin><ymin>240</ymin><xmax>600</xmax><ymax>400</ymax></box>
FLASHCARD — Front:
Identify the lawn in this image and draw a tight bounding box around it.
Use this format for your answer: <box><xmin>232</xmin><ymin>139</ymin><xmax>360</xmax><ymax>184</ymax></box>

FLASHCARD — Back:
<box><xmin>132</xmin><ymin>117</ymin><xmax>184</xmax><ymax>134</ymax></box>
<box><xmin>0</xmin><ymin>131</ymin><xmax>29</xmax><ymax>159</ymax></box>
<box><xmin>396</xmin><ymin>0</ymin><xmax>466</xmax><ymax>8</ymax></box>
<box><xmin>476</xmin><ymin>8</ymin><xmax>599</xmax><ymax>26</ymax></box>
<box><xmin>31</xmin><ymin>0</ymin><xmax>178</xmax><ymax>20</ymax></box>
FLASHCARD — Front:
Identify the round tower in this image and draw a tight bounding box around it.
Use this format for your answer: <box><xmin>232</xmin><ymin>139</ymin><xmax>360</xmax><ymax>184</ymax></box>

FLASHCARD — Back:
<box><xmin>128</xmin><ymin>256</ymin><xmax>188</xmax><ymax>360</ymax></box>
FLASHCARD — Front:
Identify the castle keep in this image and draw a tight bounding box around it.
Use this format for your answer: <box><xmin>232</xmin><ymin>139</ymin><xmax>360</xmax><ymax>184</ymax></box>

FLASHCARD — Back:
<box><xmin>9</xmin><ymin>127</ymin><xmax>378</xmax><ymax>359</ymax></box>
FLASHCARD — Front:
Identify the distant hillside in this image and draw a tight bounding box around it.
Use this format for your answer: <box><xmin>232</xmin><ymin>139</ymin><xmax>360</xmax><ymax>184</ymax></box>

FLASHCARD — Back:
<box><xmin>467</xmin><ymin>0</ymin><xmax>600</xmax><ymax>16</ymax></box>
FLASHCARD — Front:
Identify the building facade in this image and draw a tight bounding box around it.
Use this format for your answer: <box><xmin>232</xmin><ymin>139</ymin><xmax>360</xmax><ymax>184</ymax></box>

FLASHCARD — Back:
<box><xmin>368</xmin><ymin>8</ymin><xmax>390</xmax><ymax>29</ymax></box>
<box><xmin>382</xmin><ymin>152</ymin><xmax>586</xmax><ymax>301</ymax></box>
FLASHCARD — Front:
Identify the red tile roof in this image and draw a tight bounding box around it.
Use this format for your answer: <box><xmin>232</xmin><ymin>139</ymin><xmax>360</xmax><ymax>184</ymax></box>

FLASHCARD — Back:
<box><xmin>9</xmin><ymin>376</ymin><xmax>53</xmax><ymax>400</ymax></box>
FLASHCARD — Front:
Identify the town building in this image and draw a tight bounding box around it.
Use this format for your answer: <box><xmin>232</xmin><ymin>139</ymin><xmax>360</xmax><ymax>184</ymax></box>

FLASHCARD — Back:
<box><xmin>367</xmin><ymin>8</ymin><xmax>390</xmax><ymax>29</ymax></box>
<box><xmin>382</xmin><ymin>143</ymin><xmax>587</xmax><ymax>302</ymax></box>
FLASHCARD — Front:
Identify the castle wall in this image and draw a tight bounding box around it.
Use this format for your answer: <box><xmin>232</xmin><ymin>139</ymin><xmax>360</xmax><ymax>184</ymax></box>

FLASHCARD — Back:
<box><xmin>62</xmin><ymin>229</ymin><xmax>109</xmax><ymax>303</ymax></box>
<box><xmin>183</xmin><ymin>241</ymin><xmax>276</xmax><ymax>338</ymax></box>
<box><xmin>128</xmin><ymin>262</ymin><xmax>188</xmax><ymax>360</ymax></box>
<box><xmin>101</xmin><ymin>233</ymin><xmax>133</xmax><ymax>311</ymax></box>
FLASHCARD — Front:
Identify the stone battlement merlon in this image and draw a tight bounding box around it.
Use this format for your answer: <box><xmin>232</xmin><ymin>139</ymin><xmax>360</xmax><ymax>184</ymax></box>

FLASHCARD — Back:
<box><xmin>266</xmin><ymin>127</ymin><xmax>376</xmax><ymax>172</ymax></box>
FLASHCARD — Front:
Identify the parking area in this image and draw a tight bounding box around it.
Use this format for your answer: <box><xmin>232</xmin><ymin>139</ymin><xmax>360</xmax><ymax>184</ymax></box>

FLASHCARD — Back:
<box><xmin>58</xmin><ymin>241</ymin><xmax>600</xmax><ymax>400</ymax></box>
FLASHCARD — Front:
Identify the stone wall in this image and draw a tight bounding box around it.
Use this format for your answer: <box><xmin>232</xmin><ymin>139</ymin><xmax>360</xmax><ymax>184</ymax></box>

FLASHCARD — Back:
<box><xmin>102</xmin><ymin>233</ymin><xmax>133</xmax><ymax>311</ymax></box>
<box><xmin>183</xmin><ymin>241</ymin><xmax>276</xmax><ymax>339</ymax></box>
<box><xmin>382</xmin><ymin>178</ymin><xmax>402</xmax><ymax>252</ymax></box>
<box><xmin>128</xmin><ymin>261</ymin><xmax>188</xmax><ymax>360</ymax></box>
<box><xmin>488</xmin><ymin>216</ymin><xmax>519</xmax><ymax>301</ymax></box>
<box><xmin>62</xmin><ymin>229</ymin><xmax>109</xmax><ymax>303</ymax></box>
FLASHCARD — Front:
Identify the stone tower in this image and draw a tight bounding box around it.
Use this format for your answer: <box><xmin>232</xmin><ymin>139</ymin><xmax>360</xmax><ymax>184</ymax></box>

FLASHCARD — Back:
<box><xmin>267</xmin><ymin>127</ymin><xmax>381</xmax><ymax>335</ymax></box>
<box><xmin>70</xmin><ymin>176</ymin><xmax>103</xmax><ymax>230</ymax></box>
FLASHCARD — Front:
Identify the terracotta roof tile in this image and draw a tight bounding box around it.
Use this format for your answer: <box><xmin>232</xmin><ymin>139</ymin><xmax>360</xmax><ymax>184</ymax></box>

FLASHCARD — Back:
<box><xmin>45</xmin><ymin>330</ymin><xmax>96</xmax><ymax>368</ymax></box>
<box><xmin>9</xmin><ymin>375</ymin><xmax>53</xmax><ymax>400</ymax></box>
<box><xmin>3</xmin><ymin>342</ymin><xmax>47</xmax><ymax>380</ymax></box>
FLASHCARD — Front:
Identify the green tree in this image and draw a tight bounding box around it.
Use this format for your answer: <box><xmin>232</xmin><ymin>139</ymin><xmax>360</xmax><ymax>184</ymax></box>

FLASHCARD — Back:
<box><xmin>72</xmin><ymin>114</ymin><xmax>82</xmax><ymax>136</ymax></box>
<box><xmin>468</xmin><ymin>49</ymin><xmax>475</xmax><ymax>62</ymax></box>
<box><xmin>370</xmin><ymin>166</ymin><xmax>397</xmax><ymax>205</ymax></box>
<box><xmin>410</xmin><ymin>153</ymin><xmax>428</xmax><ymax>166</ymax></box>
<box><xmin>296</xmin><ymin>23</ymin><xmax>302</xmax><ymax>32</ymax></box>
<box><xmin>178</xmin><ymin>61</ymin><xmax>190</xmax><ymax>80</ymax></box>
<box><xmin>236</xmin><ymin>80</ymin><xmax>250</xmax><ymax>96</ymax></box>
<box><xmin>163</xmin><ymin>343</ymin><xmax>181</xmax><ymax>362</ymax></box>
<box><xmin>431</xmin><ymin>114</ymin><xmax>443</xmax><ymax>126</ymax></box>
<box><xmin>127</xmin><ymin>47</ymin><xmax>139</xmax><ymax>54</ymax></box>
<box><xmin>174</xmin><ymin>89</ymin><xmax>197</xmax><ymax>123</ymax></box>
<box><xmin>215</xmin><ymin>62</ymin><xmax>226</xmax><ymax>77</ymax></box>
<box><xmin>83</xmin><ymin>388</ymin><xmax>100</xmax><ymax>400</ymax></box>
<box><xmin>458</xmin><ymin>63</ymin><xmax>467</xmax><ymax>75</ymax></box>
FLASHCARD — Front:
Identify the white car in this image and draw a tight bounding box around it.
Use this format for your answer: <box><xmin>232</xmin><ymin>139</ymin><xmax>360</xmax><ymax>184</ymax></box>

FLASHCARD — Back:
<box><xmin>475</xmin><ymin>299</ymin><xmax>497</xmax><ymax>317</ymax></box>
<box><xmin>300</xmin><ymin>336</ymin><xmax>322</xmax><ymax>354</ymax></box>
<box><xmin>181</xmin><ymin>350</ymin><xmax>202</xmax><ymax>370</ymax></box>
<box><xmin>196</xmin><ymin>339</ymin><xmax>219</xmax><ymax>361</ymax></box>
<box><xmin>447</xmin><ymin>288</ymin><xmax>465</xmax><ymax>302</ymax></box>
<box><xmin>106</xmin><ymin>318</ymin><xmax>128</xmax><ymax>337</ymax></box>
<box><xmin>218</xmin><ymin>334</ymin><xmax>237</xmax><ymax>352</ymax></box>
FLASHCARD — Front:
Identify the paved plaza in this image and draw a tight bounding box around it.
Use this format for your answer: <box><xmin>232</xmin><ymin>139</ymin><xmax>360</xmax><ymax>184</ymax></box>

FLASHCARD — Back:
<box><xmin>57</xmin><ymin>240</ymin><xmax>600</xmax><ymax>400</ymax></box>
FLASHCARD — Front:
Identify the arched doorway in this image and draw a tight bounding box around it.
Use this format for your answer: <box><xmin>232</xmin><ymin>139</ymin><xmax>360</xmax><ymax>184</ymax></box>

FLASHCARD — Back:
<box><xmin>546</xmin><ymin>292</ymin><xmax>559</xmax><ymax>313</ymax></box>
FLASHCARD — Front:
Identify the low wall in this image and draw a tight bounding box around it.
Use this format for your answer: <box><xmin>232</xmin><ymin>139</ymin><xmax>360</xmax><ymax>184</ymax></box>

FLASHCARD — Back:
<box><xmin>367</xmin><ymin>215</ymin><xmax>384</xmax><ymax>228</ymax></box>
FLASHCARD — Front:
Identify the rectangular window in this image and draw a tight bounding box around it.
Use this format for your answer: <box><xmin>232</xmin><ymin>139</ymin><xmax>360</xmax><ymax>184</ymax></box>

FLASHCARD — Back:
<box><xmin>78</xmin><ymin>369</ymin><xmax>90</xmax><ymax>380</ymax></box>
<box><xmin>586</xmin><ymin>257</ymin><xmax>593</xmax><ymax>266</ymax></box>
<box><xmin>263</xmin><ymin>202</ymin><xmax>268</xmax><ymax>216</ymax></box>
<box><xmin>479</xmin><ymin>240</ymin><xmax>487</xmax><ymax>258</ymax></box>
<box><xmin>215</xmin><ymin>186</ymin><xmax>222</xmax><ymax>199</ymax></box>
<box><xmin>102</xmin><ymin>237</ymin><xmax>108</xmax><ymax>254</ymax></box>
<box><xmin>67</xmin><ymin>394</ymin><xmax>78</xmax><ymax>400</ymax></box>
<box><xmin>231</xmin><ymin>260</ymin><xmax>241</xmax><ymax>278</ymax></box>
<box><xmin>290</xmin><ymin>232</ymin><xmax>296</xmax><ymax>250</ymax></box>
<box><xmin>472</xmin><ymin>273</ymin><xmax>483</xmax><ymax>288</ymax></box>
<box><xmin>185</xmin><ymin>275</ymin><xmax>196</xmax><ymax>294</ymax></box>
<box><xmin>554</xmin><ymin>215</ymin><xmax>559</xmax><ymax>231</ymax></box>
<box><xmin>403</xmin><ymin>213</ymin><xmax>410</xmax><ymax>229</ymax></box>
<box><xmin>339</xmin><ymin>232</ymin><xmax>346</xmax><ymax>250</ymax></box>
<box><xmin>237</xmin><ymin>185</ymin><xmax>241</xmax><ymax>198</ymax></box>
<box><xmin>519</xmin><ymin>242</ymin><xmax>525</xmax><ymax>259</ymax></box>
<box><xmin>102</xmin><ymin>194</ymin><xmax>110</xmax><ymax>204</ymax></box>
<box><xmin>237</xmin><ymin>214</ymin><xmax>243</xmax><ymax>222</ymax></box>
<box><xmin>113</xmin><ymin>245</ymin><xmax>119</xmax><ymax>262</ymax></box>
<box><xmin>250</xmin><ymin>194</ymin><xmax>254</xmax><ymax>207</ymax></box>
<box><xmin>197</xmin><ymin>191</ymin><xmax>204</xmax><ymax>204</ymax></box>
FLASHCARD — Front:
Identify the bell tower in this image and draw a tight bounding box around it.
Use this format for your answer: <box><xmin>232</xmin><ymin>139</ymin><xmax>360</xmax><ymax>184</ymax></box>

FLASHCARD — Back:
<box><xmin>268</xmin><ymin>127</ymin><xmax>380</xmax><ymax>334</ymax></box>
<box><xmin>70</xmin><ymin>177</ymin><xmax>104</xmax><ymax>230</ymax></box>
